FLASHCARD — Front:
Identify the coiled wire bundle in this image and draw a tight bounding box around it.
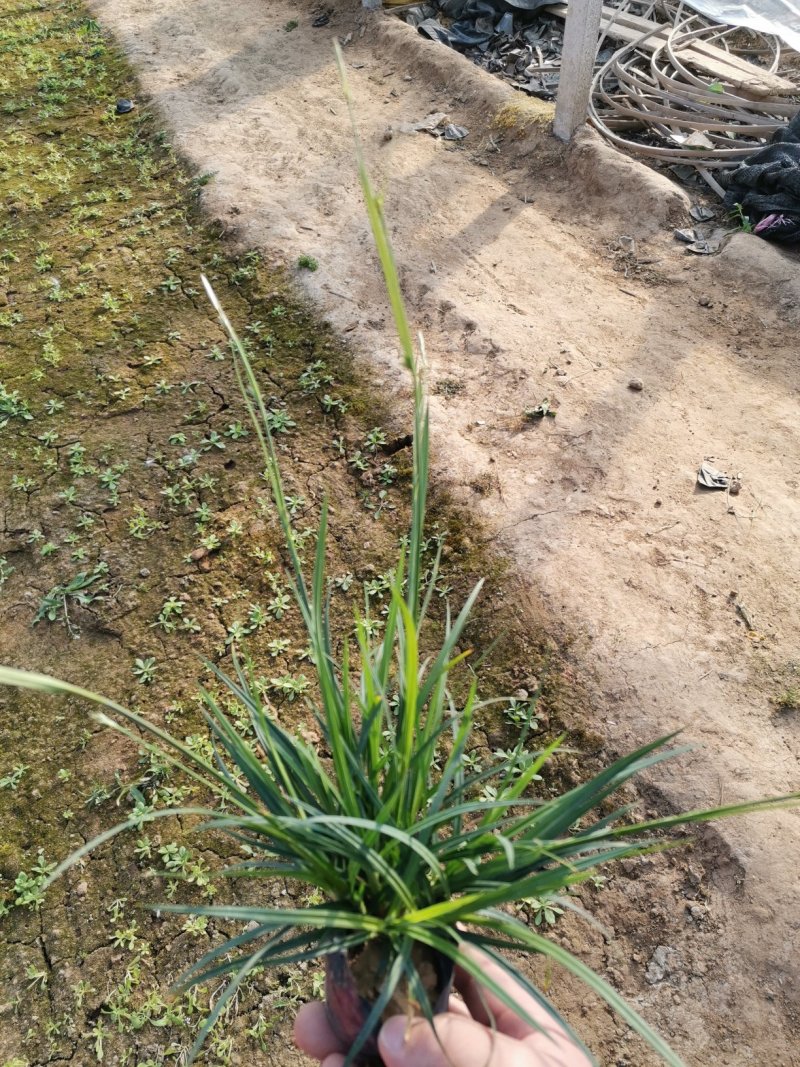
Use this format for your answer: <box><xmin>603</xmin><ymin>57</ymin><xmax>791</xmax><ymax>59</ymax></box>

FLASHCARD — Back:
<box><xmin>588</xmin><ymin>2</ymin><xmax>800</xmax><ymax>189</ymax></box>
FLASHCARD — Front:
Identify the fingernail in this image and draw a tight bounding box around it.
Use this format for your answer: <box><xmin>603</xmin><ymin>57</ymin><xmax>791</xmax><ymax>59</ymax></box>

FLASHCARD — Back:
<box><xmin>378</xmin><ymin>1015</ymin><xmax>411</xmax><ymax>1060</ymax></box>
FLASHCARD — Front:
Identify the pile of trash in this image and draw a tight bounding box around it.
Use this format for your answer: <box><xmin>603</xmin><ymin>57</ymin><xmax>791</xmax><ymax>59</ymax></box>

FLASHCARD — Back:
<box><xmin>397</xmin><ymin>1</ymin><xmax>576</xmax><ymax>100</ymax></box>
<box><xmin>588</xmin><ymin>7</ymin><xmax>799</xmax><ymax>173</ymax></box>
<box><xmin>722</xmin><ymin>111</ymin><xmax>800</xmax><ymax>242</ymax></box>
<box><xmin>393</xmin><ymin>0</ymin><xmax>800</xmax><ymax>239</ymax></box>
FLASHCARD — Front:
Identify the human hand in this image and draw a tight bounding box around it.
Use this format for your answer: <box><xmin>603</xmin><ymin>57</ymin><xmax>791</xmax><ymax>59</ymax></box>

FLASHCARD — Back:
<box><xmin>294</xmin><ymin>944</ymin><xmax>594</xmax><ymax>1067</ymax></box>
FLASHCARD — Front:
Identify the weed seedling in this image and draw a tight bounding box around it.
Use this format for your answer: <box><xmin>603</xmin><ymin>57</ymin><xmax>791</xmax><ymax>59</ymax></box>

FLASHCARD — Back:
<box><xmin>0</xmin><ymin>557</ymin><xmax>15</xmax><ymax>589</ymax></box>
<box><xmin>0</xmin><ymin>764</ymin><xmax>29</xmax><ymax>790</ymax></box>
<box><xmin>775</xmin><ymin>687</ymin><xmax>799</xmax><ymax>713</ymax></box>
<box><xmin>128</xmin><ymin>507</ymin><xmax>160</xmax><ymax>540</ymax></box>
<box><xmin>34</xmin><ymin>563</ymin><xmax>110</xmax><ymax>633</ymax></box>
<box><xmin>729</xmin><ymin>202</ymin><xmax>754</xmax><ymax>233</ymax></box>
<box><xmin>132</xmin><ymin>657</ymin><xmax>158</xmax><ymax>685</ymax></box>
<box><xmin>320</xmin><ymin>392</ymin><xmax>347</xmax><ymax>415</ymax></box>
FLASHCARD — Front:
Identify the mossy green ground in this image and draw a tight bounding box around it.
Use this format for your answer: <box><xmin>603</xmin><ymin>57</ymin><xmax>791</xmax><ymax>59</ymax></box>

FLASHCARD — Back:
<box><xmin>0</xmin><ymin>2</ymin><xmax>587</xmax><ymax>1064</ymax></box>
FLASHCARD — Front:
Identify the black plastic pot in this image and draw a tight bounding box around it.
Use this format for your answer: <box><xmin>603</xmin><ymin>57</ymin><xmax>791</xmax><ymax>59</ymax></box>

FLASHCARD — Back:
<box><xmin>324</xmin><ymin>941</ymin><xmax>454</xmax><ymax>1067</ymax></box>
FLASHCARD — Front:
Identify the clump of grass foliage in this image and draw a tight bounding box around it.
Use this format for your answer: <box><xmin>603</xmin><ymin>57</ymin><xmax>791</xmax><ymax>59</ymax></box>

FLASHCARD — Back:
<box><xmin>1</xmin><ymin>45</ymin><xmax>798</xmax><ymax>1067</ymax></box>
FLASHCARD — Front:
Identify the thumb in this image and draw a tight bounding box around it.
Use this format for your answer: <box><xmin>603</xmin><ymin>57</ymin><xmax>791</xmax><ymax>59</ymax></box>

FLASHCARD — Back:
<box><xmin>378</xmin><ymin>1013</ymin><xmax>540</xmax><ymax>1067</ymax></box>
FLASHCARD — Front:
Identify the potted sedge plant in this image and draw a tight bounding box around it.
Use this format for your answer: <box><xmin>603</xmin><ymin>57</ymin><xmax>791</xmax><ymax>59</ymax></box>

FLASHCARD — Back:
<box><xmin>1</xmin><ymin>50</ymin><xmax>798</xmax><ymax>1067</ymax></box>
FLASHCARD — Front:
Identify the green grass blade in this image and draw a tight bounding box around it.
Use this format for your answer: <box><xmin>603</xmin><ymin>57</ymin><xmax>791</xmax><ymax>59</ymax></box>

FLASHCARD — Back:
<box><xmin>154</xmin><ymin>903</ymin><xmax>384</xmax><ymax>933</ymax></box>
<box><xmin>404</xmin><ymin>927</ymin><xmax>568</xmax><ymax>1043</ymax></box>
<box><xmin>335</xmin><ymin>44</ymin><xmax>430</xmax><ymax>619</ymax></box>
<box><xmin>591</xmin><ymin>793</ymin><xmax>800</xmax><ymax>838</ymax></box>
<box><xmin>470</xmin><ymin>915</ymin><xmax>686</xmax><ymax>1067</ymax></box>
<box><xmin>40</xmin><ymin>806</ymin><xmax>212</xmax><ymax>891</ymax></box>
<box><xmin>185</xmin><ymin>939</ymin><xmax>274</xmax><ymax>1062</ymax></box>
<box><xmin>0</xmin><ymin>667</ymin><xmax>261</xmax><ymax>812</ymax></box>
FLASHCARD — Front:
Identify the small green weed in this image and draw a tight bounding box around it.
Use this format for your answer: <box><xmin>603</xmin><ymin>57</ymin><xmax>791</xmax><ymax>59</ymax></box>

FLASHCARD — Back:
<box><xmin>0</xmin><ymin>764</ymin><xmax>29</xmax><ymax>790</ymax></box>
<box><xmin>132</xmin><ymin>657</ymin><xmax>158</xmax><ymax>685</ymax></box>
<box><xmin>34</xmin><ymin>563</ymin><xmax>110</xmax><ymax>632</ymax></box>
<box><xmin>0</xmin><ymin>557</ymin><xmax>14</xmax><ymax>589</ymax></box>
<box><xmin>775</xmin><ymin>687</ymin><xmax>799</xmax><ymax>713</ymax></box>
<box><xmin>1</xmin><ymin>850</ymin><xmax>56</xmax><ymax>913</ymax></box>
<box><xmin>128</xmin><ymin>506</ymin><xmax>160</xmax><ymax>540</ymax></box>
<box><xmin>729</xmin><ymin>203</ymin><xmax>753</xmax><ymax>233</ymax></box>
<box><xmin>0</xmin><ymin>382</ymin><xmax>33</xmax><ymax>426</ymax></box>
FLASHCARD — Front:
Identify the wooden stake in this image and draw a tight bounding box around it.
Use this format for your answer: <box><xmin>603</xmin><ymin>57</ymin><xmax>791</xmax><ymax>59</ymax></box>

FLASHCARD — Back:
<box><xmin>553</xmin><ymin>0</ymin><xmax>604</xmax><ymax>141</ymax></box>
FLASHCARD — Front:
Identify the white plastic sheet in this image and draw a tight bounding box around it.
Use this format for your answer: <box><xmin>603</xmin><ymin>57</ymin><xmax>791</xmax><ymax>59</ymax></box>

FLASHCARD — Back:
<box><xmin>685</xmin><ymin>0</ymin><xmax>800</xmax><ymax>53</ymax></box>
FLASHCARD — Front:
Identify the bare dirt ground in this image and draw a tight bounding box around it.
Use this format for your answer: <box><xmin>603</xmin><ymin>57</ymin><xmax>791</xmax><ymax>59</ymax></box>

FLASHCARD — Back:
<box><xmin>83</xmin><ymin>0</ymin><xmax>799</xmax><ymax>1062</ymax></box>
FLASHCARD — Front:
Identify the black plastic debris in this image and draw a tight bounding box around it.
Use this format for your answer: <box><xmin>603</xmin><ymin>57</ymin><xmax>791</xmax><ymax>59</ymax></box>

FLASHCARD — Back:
<box><xmin>721</xmin><ymin>111</ymin><xmax>800</xmax><ymax>243</ymax></box>
<box><xmin>115</xmin><ymin>99</ymin><xmax>135</xmax><ymax>115</ymax></box>
<box><xmin>417</xmin><ymin>17</ymin><xmax>453</xmax><ymax>44</ymax></box>
<box><xmin>400</xmin><ymin>0</ymin><xmax>565</xmax><ymax>101</ymax></box>
<box><xmin>402</xmin><ymin>4</ymin><xmax>438</xmax><ymax>28</ymax></box>
<box><xmin>312</xmin><ymin>12</ymin><xmax>331</xmax><ymax>27</ymax></box>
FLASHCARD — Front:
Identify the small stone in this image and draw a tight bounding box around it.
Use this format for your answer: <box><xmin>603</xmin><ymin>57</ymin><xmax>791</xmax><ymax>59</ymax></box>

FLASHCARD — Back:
<box><xmin>75</xmin><ymin>881</ymin><xmax>88</xmax><ymax>897</ymax></box>
<box><xmin>139</xmin><ymin>568</ymin><xmax>150</xmax><ymax>578</ymax></box>
<box><xmin>115</xmin><ymin>99</ymin><xmax>135</xmax><ymax>115</ymax></box>
<box><xmin>628</xmin><ymin>377</ymin><xmax>644</xmax><ymax>391</ymax></box>
<box><xmin>513</xmin><ymin>688</ymin><xmax>528</xmax><ymax>701</ymax></box>
<box><xmin>189</xmin><ymin>547</ymin><xmax>208</xmax><ymax>561</ymax></box>
<box><xmin>698</xmin><ymin>295</ymin><xmax>713</xmax><ymax>307</ymax></box>
<box><xmin>645</xmin><ymin>945</ymin><xmax>680</xmax><ymax>985</ymax></box>
<box><xmin>645</xmin><ymin>947</ymin><xmax>669</xmax><ymax>984</ymax></box>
